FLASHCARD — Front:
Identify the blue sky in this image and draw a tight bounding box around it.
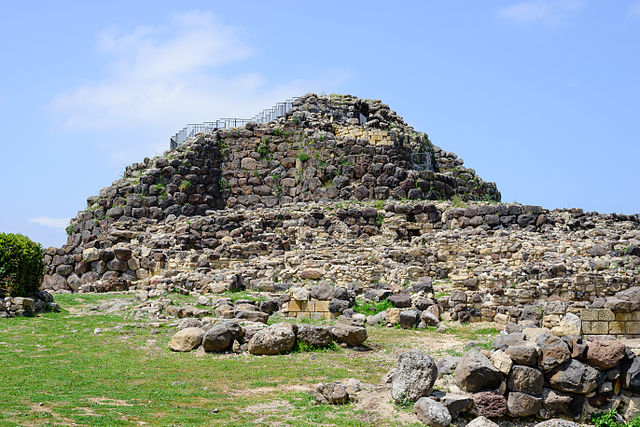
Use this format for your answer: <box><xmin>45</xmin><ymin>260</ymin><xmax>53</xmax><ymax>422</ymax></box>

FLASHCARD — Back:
<box><xmin>1</xmin><ymin>0</ymin><xmax>639</xmax><ymax>248</ymax></box>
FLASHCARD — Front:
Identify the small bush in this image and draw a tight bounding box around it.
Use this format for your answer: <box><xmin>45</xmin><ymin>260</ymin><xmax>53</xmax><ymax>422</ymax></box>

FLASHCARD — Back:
<box><xmin>297</xmin><ymin>152</ymin><xmax>310</xmax><ymax>163</ymax></box>
<box><xmin>291</xmin><ymin>340</ymin><xmax>340</xmax><ymax>353</ymax></box>
<box><xmin>0</xmin><ymin>233</ymin><xmax>45</xmax><ymax>297</ymax></box>
<box><xmin>352</xmin><ymin>299</ymin><xmax>393</xmax><ymax>316</ymax></box>
<box><xmin>591</xmin><ymin>408</ymin><xmax>635</xmax><ymax>427</ymax></box>
<box><xmin>451</xmin><ymin>194</ymin><xmax>466</xmax><ymax>208</ymax></box>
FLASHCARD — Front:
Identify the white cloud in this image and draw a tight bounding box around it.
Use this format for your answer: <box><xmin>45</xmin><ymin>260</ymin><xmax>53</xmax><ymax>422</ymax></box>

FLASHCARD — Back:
<box><xmin>29</xmin><ymin>217</ymin><xmax>70</xmax><ymax>229</ymax></box>
<box><xmin>498</xmin><ymin>0</ymin><xmax>586</xmax><ymax>26</ymax></box>
<box><xmin>628</xmin><ymin>0</ymin><xmax>640</xmax><ymax>18</ymax></box>
<box><xmin>49</xmin><ymin>10</ymin><xmax>347</xmax><ymax>163</ymax></box>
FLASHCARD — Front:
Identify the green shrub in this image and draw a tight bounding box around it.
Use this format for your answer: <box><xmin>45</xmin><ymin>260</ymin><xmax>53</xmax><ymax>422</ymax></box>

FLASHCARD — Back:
<box><xmin>291</xmin><ymin>340</ymin><xmax>340</xmax><ymax>353</ymax></box>
<box><xmin>590</xmin><ymin>408</ymin><xmax>639</xmax><ymax>427</ymax></box>
<box><xmin>0</xmin><ymin>233</ymin><xmax>45</xmax><ymax>297</ymax></box>
<box><xmin>352</xmin><ymin>299</ymin><xmax>393</xmax><ymax>316</ymax></box>
<box><xmin>296</xmin><ymin>152</ymin><xmax>309</xmax><ymax>163</ymax></box>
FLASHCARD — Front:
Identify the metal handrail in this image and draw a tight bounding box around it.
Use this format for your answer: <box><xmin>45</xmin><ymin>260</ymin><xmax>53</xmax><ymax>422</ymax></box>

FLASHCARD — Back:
<box><xmin>170</xmin><ymin>98</ymin><xmax>298</xmax><ymax>148</ymax></box>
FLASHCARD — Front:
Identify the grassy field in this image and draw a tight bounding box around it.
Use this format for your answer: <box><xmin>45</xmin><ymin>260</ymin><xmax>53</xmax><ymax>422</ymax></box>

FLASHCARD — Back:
<box><xmin>0</xmin><ymin>293</ymin><xmax>498</xmax><ymax>426</ymax></box>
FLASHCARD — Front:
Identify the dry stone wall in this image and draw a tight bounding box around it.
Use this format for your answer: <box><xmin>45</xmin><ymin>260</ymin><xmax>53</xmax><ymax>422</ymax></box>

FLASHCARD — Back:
<box><xmin>39</xmin><ymin>93</ymin><xmax>640</xmax><ymax>338</ymax></box>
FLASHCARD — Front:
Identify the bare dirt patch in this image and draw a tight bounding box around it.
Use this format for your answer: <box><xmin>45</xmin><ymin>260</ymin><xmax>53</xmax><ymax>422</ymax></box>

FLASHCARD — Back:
<box><xmin>87</xmin><ymin>397</ymin><xmax>134</xmax><ymax>406</ymax></box>
<box><xmin>228</xmin><ymin>384</ymin><xmax>313</xmax><ymax>397</ymax></box>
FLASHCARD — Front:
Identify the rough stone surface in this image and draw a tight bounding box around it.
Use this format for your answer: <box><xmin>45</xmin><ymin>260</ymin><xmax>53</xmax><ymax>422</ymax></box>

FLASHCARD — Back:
<box><xmin>248</xmin><ymin>323</ymin><xmax>296</xmax><ymax>355</ymax></box>
<box><xmin>491</xmin><ymin>350</ymin><xmax>513</xmax><ymax>376</ymax></box>
<box><xmin>624</xmin><ymin>357</ymin><xmax>640</xmax><ymax>392</ymax></box>
<box><xmin>548</xmin><ymin>359</ymin><xmax>601</xmax><ymax>394</ymax></box>
<box><xmin>391</xmin><ymin>350</ymin><xmax>438</xmax><ymax>403</ymax></box>
<box><xmin>296</xmin><ymin>324</ymin><xmax>333</xmax><ymax>348</ymax></box>
<box><xmin>507</xmin><ymin>391</ymin><xmax>542</xmax><ymax>417</ymax></box>
<box><xmin>536</xmin><ymin>332</ymin><xmax>571</xmax><ymax>371</ymax></box>
<box><xmin>551</xmin><ymin>313</ymin><xmax>581</xmax><ymax>337</ymax></box>
<box><xmin>168</xmin><ymin>327</ymin><xmax>204</xmax><ymax>352</ymax></box>
<box><xmin>314</xmin><ymin>381</ymin><xmax>348</xmax><ymax>405</ymax></box>
<box><xmin>466</xmin><ymin>416</ymin><xmax>500</xmax><ymax>427</ymax></box>
<box><xmin>413</xmin><ymin>397</ymin><xmax>452</xmax><ymax>427</ymax></box>
<box><xmin>542</xmin><ymin>388</ymin><xmax>584</xmax><ymax>419</ymax></box>
<box><xmin>506</xmin><ymin>345</ymin><xmax>540</xmax><ymax>367</ymax></box>
<box><xmin>473</xmin><ymin>391</ymin><xmax>508</xmax><ymax>418</ymax></box>
<box><xmin>507</xmin><ymin>365</ymin><xmax>544</xmax><ymax>395</ymax></box>
<box><xmin>456</xmin><ymin>348</ymin><xmax>503</xmax><ymax>392</ymax></box>
<box><xmin>202</xmin><ymin>321</ymin><xmax>244</xmax><ymax>353</ymax></box>
<box><xmin>585</xmin><ymin>339</ymin><xmax>627</xmax><ymax>370</ymax></box>
<box><xmin>330</xmin><ymin>324</ymin><xmax>367</xmax><ymax>347</ymax></box>
<box><xmin>440</xmin><ymin>393</ymin><xmax>473</xmax><ymax>418</ymax></box>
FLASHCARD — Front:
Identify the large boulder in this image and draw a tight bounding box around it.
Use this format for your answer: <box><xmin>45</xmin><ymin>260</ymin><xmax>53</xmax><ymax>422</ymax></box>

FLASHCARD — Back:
<box><xmin>507</xmin><ymin>391</ymin><xmax>542</xmax><ymax>417</ymax></box>
<box><xmin>296</xmin><ymin>324</ymin><xmax>333</xmax><ymax>348</ymax></box>
<box><xmin>413</xmin><ymin>397</ymin><xmax>452</xmax><ymax>427</ymax></box>
<box><xmin>420</xmin><ymin>309</ymin><xmax>440</xmax><ymax>326</ymax></box>
<box><xmin>388</xmin><ymin>292</ymin><xmax>412</xmax><ymax>308</ymax></box>
<box><xmin>548</xmin><ymin>359</ymin><xmax>602</xmax><ymax>394</ymax></box>
<box><xmin>536</xmin><ymin>332</ymin><xmax>571</xmax><ymax>371</ymax></box>
<box><xmin>506</xmin><ymin>345</ymin><xmax>540</xmax><ymax>366</ymax></box>
<box><xmin>542</xmin><ymin>388</ymin><xmax>585</xmax><ymax>418</ymax></box>
<box><xmin>585</xmin><ymin>339</ymin><xmax>627</xmax><ymax>370</ymax></box>
<box><xmin>168</xmin><ymin>327</ymin><xmax>204</xmax><ymax>352</ymax></box>
<box><xmin>330</xmin><ymin>324</ymin><xmax>367</xmax><ymax>347</ymax></box>
<box><xmin>399</xmin><ymin>309</ymin><xmax>419</xmax><ymax>329</ymax></box>
<box><xmin>473</xmin><ymin>391</ymin><xmax>507</xmax><ymax>418</ymax></box>
<box><xmin>310</xmin><ymin>282</ymin><xmax>334</xmax><ymax>300</ymax></box>
<box><xmin>455</xmin><ymin>348</ymin><xmax>503</xmax><ymax>392</ymax></box>
<box><xmin>248</xmin><ymin>323</ymin><xmax>296</xmax><ymax>355</ymax></box>
<box><xmin>507</xmin><ymin>365</ymin><xmax>544</xmax><ymax>395</ymax></box>
<box><xmin>234</xmin><ymin>308</ymin><xmax>269</xmax><ymax>324</ymax></box>
<box><xmin>202</xmin><ymin>321</ymin><xmax>244</xmax><ymax>353</ymax></box>
<box><xmin>391</xmin><ymin>351</ymin><xmax>438</xmax><ymax>403</ymax></box>
<box><xmin>493</xmin><ymin>333</ymin><xmax>525</xmax><ymax>350</ymax></box>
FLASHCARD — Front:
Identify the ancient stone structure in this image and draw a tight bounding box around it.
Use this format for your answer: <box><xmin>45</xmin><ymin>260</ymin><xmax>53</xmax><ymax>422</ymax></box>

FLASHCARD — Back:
<box><xmin>392</xmin><ymin>330</ymin><xmax>640</xmax><ymax>424</ymax></box>
<box><xmin>40</xmin><ymin>93</ymin><xmax>640</xmax><ymax>338</ymax></box>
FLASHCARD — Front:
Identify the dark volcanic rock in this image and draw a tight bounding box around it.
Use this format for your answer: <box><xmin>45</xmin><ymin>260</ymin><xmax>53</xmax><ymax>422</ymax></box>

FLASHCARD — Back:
<box><xmin>455</xmin><ymin>348</ymin><xmax>503</xmax><ymax>393</ymax></box>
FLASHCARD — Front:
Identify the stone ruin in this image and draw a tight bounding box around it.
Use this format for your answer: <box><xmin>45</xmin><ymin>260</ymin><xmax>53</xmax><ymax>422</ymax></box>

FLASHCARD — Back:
<box><xmin>38</xmin><ymin>93</ymin><xmax>640</xmax><ymax>336</ymax></box>
<box><xmin>32</xmin><ymin>93</ymin><xmax>640</xmax><ymax>423</ymax></box>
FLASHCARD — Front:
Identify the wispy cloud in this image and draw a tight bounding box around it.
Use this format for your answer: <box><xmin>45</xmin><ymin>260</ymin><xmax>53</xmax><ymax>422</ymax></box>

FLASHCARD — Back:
<box><xmin>29</xmin><ymin>216</ymin><xmax>70</xmax><ymax>229</ymax></box>
<box><xmin>49</xmin><ymin>10</ymin><xmax>348</xmax><ymax>163</ymax></box>
<box><xmin>628</xmin><ymin>0</ymin><xmax>640</xmax><ymax>18</ymax></box>
<box><xmin>498</xmin><ymin>0</ymin><xmax>586</xmax><ymax>26</ymax></box>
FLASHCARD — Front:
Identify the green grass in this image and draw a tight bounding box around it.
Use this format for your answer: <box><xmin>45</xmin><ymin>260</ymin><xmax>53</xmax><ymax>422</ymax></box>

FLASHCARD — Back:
<box><xmin>0</xmin><ymin>295</ymin><xmax>391</xmax><ymax>426</ymax></box>
<box><xmin>352</xmin><ymin>299</ymin><xmax>393</xmax><ymax>316</ymax></box>
<box><xmin>0</xmin><ymin>294</ymin><xmax>493</xmax><ymax>425</ymax></box>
